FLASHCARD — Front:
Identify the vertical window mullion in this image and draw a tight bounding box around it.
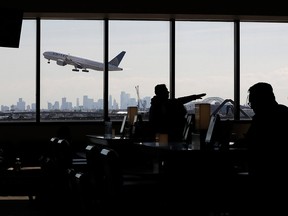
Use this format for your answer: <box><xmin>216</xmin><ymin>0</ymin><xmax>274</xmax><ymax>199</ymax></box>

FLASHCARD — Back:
<box><xmin>36</xmin><ymin>18</ymin><xmax>41</xmax><ymax>123</ymax></box>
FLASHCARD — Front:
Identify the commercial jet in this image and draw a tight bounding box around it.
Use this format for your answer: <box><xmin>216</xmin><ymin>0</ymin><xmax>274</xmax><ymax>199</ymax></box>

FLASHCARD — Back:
<box><xmin>43</xmin><ymin>51</ymin><xmax>126</xmax><ymax>72</ymax></box>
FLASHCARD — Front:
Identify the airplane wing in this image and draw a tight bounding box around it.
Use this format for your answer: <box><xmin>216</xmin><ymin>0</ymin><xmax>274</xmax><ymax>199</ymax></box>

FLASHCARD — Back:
<box><xmin>69</xmin><ymin>58</ymin><xmax>90</xmax><ymax>72</ymax></box>
<box><xmin>70</xmin><ymin>61</ymin><xmax>83</xmax><ymax>69</ymax></box>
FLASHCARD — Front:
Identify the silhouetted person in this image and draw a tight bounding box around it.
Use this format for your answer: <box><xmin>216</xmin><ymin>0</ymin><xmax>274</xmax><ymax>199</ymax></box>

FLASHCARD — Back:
<box><xmin>149</xmin><ymin>84</ymin><xmax>206</xmax><ymax>141</ymax></box>
<box><xmin>244</xmin><ymin>82</ymin><xmax>288</xmax><ymax>214</ymax></box>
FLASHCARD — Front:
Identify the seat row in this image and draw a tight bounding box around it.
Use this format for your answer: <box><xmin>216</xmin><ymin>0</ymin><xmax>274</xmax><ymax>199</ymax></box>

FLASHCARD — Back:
<box><xmin>37</xmin><ymin>136</ymin><xmax>162</xmax><ymax>215</ymax></box>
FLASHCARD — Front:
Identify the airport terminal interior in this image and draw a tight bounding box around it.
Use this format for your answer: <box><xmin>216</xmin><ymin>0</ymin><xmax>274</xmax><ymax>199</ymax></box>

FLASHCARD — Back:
<box><xmin>1</xmin><ymin>1</ymin><xmax>288</xmax><ymax>215</ymax></box>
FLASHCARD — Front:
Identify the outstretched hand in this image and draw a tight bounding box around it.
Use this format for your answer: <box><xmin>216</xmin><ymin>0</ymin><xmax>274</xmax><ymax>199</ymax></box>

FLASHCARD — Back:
<box><xmin>196</xmin><ymin>93</ymin><xmax>206</xmax><ymax>99</ymax></box>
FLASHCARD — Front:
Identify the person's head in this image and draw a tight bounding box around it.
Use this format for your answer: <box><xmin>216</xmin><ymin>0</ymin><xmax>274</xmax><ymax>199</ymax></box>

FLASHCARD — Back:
<box><xmin>154</xmin><ymin>84</ymin><xmax>169</xmax><ymax>99</ymax></box>
<box><xmin>248</xmin><ymin>82</ymin><xmax>276</xmax><ymax>113</ymax></box>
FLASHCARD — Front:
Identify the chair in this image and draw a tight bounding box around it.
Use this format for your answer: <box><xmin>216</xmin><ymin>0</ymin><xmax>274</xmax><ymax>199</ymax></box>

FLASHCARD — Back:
<box><xmin>65</xmin><ymin>169</ymin><xmax>92</xmax><ymax>215</ymax></box>
<box><xmin>182</xmin><ymin>113</ymin><xmax>194</xmax><ymax>143</ymax></box>
<box><xmin>83</xmin><ymin>144</ymin><xmax>122</xmax><ymax>213</ymax></box>
<box><xmin>40</xmin><ymin>137</ymin><xmax>72</xmax><ymax>181</ymax></box>
<box><xmin>83</xmin><ymin>144</ymin><xmax>162</xmax><ymax>214</ymax></box>
<box><xmin>38</xmin><ymin>137</ymin><xmax>74</xmax><ymax>213</ymax></box>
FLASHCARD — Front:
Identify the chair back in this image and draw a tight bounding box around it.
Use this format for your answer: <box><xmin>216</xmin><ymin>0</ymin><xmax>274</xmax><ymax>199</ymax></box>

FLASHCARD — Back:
<box><xmin>56</xmin><ymin>139</ymin><xmax>73</xmax><ymax>170</ymax></box>
<box><xmin>38</xmin><ymin>137</ymin><xmax>74</xmax><ymax>211</ymax></box>
<box><xmin>182</xmin><ymin>113</ymin><xmax>194</xmax><ymax>143</ymax></box>
<box><xmin>85</xmin><ymin>144</ymin><xmax>123</xmax><ymax>208</ymax></box>
<box><xmin>40</xmin><ymin>137</ymin><xmax>72</xmax><ymax>173</ymax></box>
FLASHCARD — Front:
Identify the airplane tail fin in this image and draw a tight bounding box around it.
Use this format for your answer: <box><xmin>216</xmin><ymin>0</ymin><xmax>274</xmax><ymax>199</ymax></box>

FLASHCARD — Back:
<box><xmin>109</xmin><ymin>51</ymin><xmax>126</xmax><ymax>66</ymax></box>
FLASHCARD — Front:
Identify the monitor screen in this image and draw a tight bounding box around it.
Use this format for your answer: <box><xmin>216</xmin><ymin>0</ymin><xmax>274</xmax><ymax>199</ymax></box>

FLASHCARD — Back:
<box><xmin>0</xmin><ymin>10</ymin><xmax>23</xmax><ymax>48</ymax></box>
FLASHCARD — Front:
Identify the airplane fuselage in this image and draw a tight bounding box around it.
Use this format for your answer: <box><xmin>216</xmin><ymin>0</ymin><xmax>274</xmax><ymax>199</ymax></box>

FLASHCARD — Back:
<box><xmin>43</xmin><ymin>51</ymin><xmax>125</xmax><ymax>72</ymax></box>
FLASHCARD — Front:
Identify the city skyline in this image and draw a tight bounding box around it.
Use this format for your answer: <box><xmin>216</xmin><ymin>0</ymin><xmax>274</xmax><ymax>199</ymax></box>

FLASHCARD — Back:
<box><xmin>0</xmin><ymin>90</ymin><xmax>152</xmax><ymax>111</ymax></box>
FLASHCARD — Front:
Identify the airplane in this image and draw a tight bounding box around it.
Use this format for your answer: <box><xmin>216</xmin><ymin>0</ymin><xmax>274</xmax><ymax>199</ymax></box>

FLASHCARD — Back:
<box><xmin>43</xmin><ymin>51</ymin><xmax>126</xmax><ymax>72</ymax></box>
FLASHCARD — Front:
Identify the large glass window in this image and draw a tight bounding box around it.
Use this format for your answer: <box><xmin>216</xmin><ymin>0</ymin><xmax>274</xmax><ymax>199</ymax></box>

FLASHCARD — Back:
<box><xmin>109</xmin><ymin>21</ymin><xmax>169</xmax><ymax>120</ymax></box>
<box><xmin>41</xmin><ymin>20</ymin><xmax>103</xmax><ymax>121</ymax></box>
<box><xmin>241</xmin><ymin>22</ymin><xmax>288</xmax><ymax>110</ymax></box>
<box><xmin>176</xmin><ymin>21</ymin><xmax>234</xmax><ymax>118</ymax></box>
<box><xmin>4</xmin><ymin>18</ymin><xmax>288</xmax><ymax>122</ymax></box>
<box><xmin>0</xmin><ymin>20</ymin><xmax>36</xmax><ymax>122</ymax></box>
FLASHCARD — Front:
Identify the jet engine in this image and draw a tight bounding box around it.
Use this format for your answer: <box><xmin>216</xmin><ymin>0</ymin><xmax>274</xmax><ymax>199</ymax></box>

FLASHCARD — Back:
<box><xmin>56</xmin><ymin>60</ymin><xmax>67</xmax><ymax>66</ymax></box>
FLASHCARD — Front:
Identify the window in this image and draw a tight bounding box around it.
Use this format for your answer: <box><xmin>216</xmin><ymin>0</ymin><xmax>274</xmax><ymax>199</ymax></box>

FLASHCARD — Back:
<box><xmin>109</xmin><ymin>21</ymin><xmax>169</xmax><ymax>120</ymax></box>
<box><xmin>241</xmin><ymin>22</ymin><xmax>288</xmax><ymax>114</ymax></box>
<box><xmin>41</xmin><ymin>20</ymin><xmax>104</xmax><ymax>121</ymax></box>
<box><xmin>0</xmin><ymin>20</ymin><xmax>36</xmax><ymax>121</ymax></box>
<box><xmin>176</xmin><ymin>21</ymin><xmax>234</xmax><ymax>118</ymax></box>
<box><xmin>2</xmin><ymin>18</ymin><xmax>288</xmax><ymax>122</ymax></box>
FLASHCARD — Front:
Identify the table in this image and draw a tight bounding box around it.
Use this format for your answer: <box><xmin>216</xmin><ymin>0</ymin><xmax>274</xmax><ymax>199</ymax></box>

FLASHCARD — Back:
<box><xmin>0</xmin><ymin>166</ymin><xmax>43</xmax><ymax>200</ymax></box>
<box><xmin>86</xmin><ymin>135</ymin><xmax>156</xmax><ymax>174</ymax></box>
<box><xmin>85</xmin><ymin>135</ymin><xmax>249</xmax><ymax>212</ymax></box>
<box><xmin>86</xmin><ymin>135</ymin><xmax>248</xmax><ymax>175</ymax></box>
<box><xmin>86</xmin><ymin>135</ymin><xmax>133</xmax><ymax>146</ymax></box>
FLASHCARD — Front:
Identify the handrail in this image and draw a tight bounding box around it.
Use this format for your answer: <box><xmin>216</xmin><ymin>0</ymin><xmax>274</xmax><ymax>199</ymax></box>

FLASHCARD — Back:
<box><xmin>211</xmin><ymin>99</ymin><xmax>251</xmax><ymax>119</ymax></box>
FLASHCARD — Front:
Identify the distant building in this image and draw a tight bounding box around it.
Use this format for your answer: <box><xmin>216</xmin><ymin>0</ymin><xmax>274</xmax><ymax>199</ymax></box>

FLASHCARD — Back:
<box><xmin>17</xmin><ymin>98</ymin><xmax>25</xmax><ymax>111</ymax></box>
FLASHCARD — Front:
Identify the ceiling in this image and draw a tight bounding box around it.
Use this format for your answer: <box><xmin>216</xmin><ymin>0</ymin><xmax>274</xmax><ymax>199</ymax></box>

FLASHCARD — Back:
<box><xmin>2</xmin><ymin>1</ymin><xmax>288</xmax><ymax>21</ymax></box>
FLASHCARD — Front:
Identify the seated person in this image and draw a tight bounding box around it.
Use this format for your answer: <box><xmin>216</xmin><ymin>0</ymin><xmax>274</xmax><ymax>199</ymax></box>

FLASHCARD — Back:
<box><xmin>149</xmin><ymin>84</ymin><xmax>206</xmax><ymax>142</ymax></box>
<box><xmin>243</xmin><ymin>82</ymin><xmax>288</xmax><ymax>214</ymax></box>
<box><xmin>244</xmin><ymin>82</ymin><xmax>288</xmax><ymax>174</ymax></box>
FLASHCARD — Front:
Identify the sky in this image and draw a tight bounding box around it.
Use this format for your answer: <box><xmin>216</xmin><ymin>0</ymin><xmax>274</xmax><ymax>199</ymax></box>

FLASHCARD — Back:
<box><xmin>1</xmin><ymin>20</ymin><xmax>288</xmax><ymax>109</ymax></box>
